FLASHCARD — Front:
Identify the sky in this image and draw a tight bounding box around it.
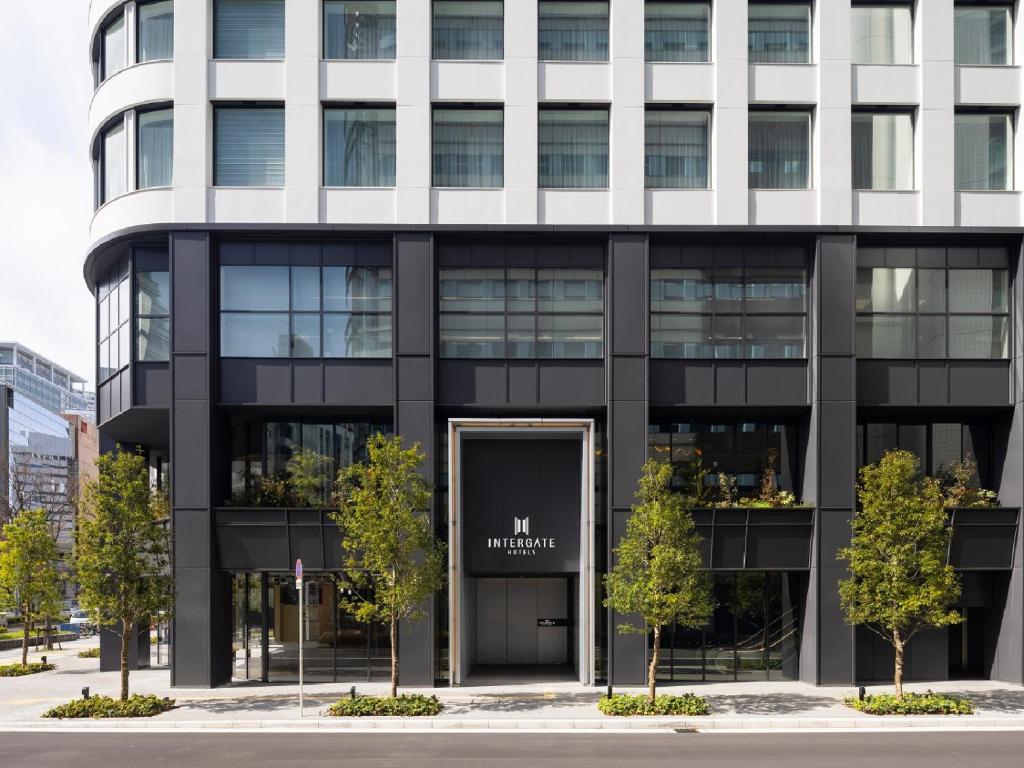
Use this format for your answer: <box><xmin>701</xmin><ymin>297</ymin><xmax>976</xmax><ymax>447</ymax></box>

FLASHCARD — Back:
<box><xmin>0</xmin><ymin>2</ymin><xmax>95</xmax><ymax>385</ymax></box>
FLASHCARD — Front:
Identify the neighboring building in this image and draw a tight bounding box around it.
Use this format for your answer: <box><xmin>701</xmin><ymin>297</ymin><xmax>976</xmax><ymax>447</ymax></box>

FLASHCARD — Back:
<box><xmin>85</xmin><ymin>1</ymin><xmax>1024</xmax><ymax>688</ymax></box>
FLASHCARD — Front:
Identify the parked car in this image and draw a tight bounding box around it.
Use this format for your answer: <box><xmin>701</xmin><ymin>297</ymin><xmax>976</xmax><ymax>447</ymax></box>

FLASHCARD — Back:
<box><xmin>69</xmin><ymin>610</ymin><xmax>94</xmax><ymax>636</ymax></box>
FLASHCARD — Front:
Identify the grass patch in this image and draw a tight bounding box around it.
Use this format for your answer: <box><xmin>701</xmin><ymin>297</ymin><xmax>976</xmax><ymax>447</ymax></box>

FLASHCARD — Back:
<box><xmin>77</xmin><ymin>647</ymin><xmax>101</xmax><ymax>658</ymax></box>
<box><xmin>845</xmin><ymin>692</ymin><xmax>974</xmax><ymax>716</ymax></box>
<box><xmin>43</xmin><ymin>694</ymin><xmax>176</xmax><ymax>719</ymax></box>
<box><xmin>598</xmin><ymin>693</ymin><xmax>710</xmax><ymax>717</ymax></box>
<box><xmin>327</xmin><ymin>694</ymin><xmax>443</xmax><ymax>717</ymax></box>
<box><xmin>0</xmin><ymin>662</ymin><xmax>56</xmax><ymax>677</ymax></box>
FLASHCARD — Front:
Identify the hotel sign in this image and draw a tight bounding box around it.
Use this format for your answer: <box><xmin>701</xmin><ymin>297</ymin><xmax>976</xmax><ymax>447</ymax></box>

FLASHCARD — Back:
<box><xmin>486</xmin><ymin>516</ymin><xmax>557</xmax><ymax>558</ymax></box>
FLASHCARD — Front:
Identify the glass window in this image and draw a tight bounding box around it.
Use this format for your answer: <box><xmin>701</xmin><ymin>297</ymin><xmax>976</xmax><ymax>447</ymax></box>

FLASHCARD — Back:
<box><xmin>97</xmin><ymin>270</ymin><xmax>129</xmax><ymax>379</ymax></box>
<box><xmin>651</xmin><ymin>267</ymin><xmax>713</xmax><ymax>313</ymax></box>
<box><xmin>950</xmin><ymin>316</ymin><xmax>1009</xmax><ymax>359</ymax></box>
<box><xmin>856</xmin><ymin>267</ymin><xmax>915</xmax><ymax>312</ymax></box>
<box><xmin>138</xmin><ymin>0</ymin><xmax>174</xmax><ymax>62</ymax></box>
<box><xmin>221</xmin><ymin>266</ymin><xmax>290</xmax><ymax>311</ymax></box>
<box><xmin>852</xmin><ymin>112</ymin><xmax>914</xmax><ymax>190</ymax></box>
<box><xmin>440</xmin><ymin>268</ymin><xmax>506</xmax><ymax>312</ymax></box>
<box><xmin>851</xmin><ymin>5</ymin><xmax>913</xmax><ymax>65</ymax></box>
<box><xmin>433</xmin><ymin>1</ymin><xmax>503</xmax><ymax>60</ymax></box>
<box><xmin>324</xmin><ymin>313</ymin><xmax>392</xmax><ymax>357</ymax></box>
<box><xmin>537</xmin><ymin>315</ymin><xmax>603</xmax><ymax>358</ymax></box>
<box><xmin>645</xmin><ymin>109</ymin><xmax>710</xmax><ymax>189</ymax></box>
<box><xmin>102</xmin><ymin>122</ymin><xmax>126</xmax><ymax>204</ymax></box>
<box><xmin>856</xmin><ymin>315</ymin><xmax>916</xmax><ymax>358</ymax></box>
<box><xmin>748</xmin><ymin>3</ymin><xmax>811</xmax><ymax>64</ymax></box>
<box><xmin>137</xmin><ymin>271</ymin><xmax>170</xmax><ymax>316</ymax></box>
<box><xmin>324</xmin><ymin>107</ymin><xmax>395</xmax><ymax>187</ymax></box>
<box><xmin>324</xmin><ymin>267</ymin><xmax>393</xmax><ymax>312</ymax></box>
<box><xmin>291</xmin><ymin>267</ymin><xmax>321</xmax><ymax>312</ymax></box>
<box><xmin>917</xmin><ymin>315</ymin><xmax>947</xmax><ymax>359</ymax></box>
<box><xmin>745</xmin><ymin>267</ymin><xmax>806</xmax><ymax>313</ymax></box>
<box><xmin>949</xmin><ymin>269</ymin><xmax>1008</xmax><ymax>313</ymax></box>
<box><xmin>651</xmin><ymin>314</ymin><xmax>712</xmax><ymax>358</ymax></box>
<box><xmin>102</xmin><ymin>14</ymin><xmax>126</xmax><ymax>81</ymax></box>
<box><xmin>645</xmin><ymin>1</ymin><xmax>711</xmax><ymax>63</ymax></box>
<box><xmin>538</xmin><ymin>108</ymin><xmax>609</xmax><ymax>188</ymax></box>
<box><xmin>439</xmin><ymin>314</ymin><xmax>505</xmax><ymax>357</ymax></box>
<box><xmin>748</xmin><ymin>112</ymin><xmax>811</xmax><ymax>189</ymax></box>
<box><xmin>215</xmin><ymin>0</ymin><xmax>285</xmax><ymax>59</ymax></box>
<box><xmin>432</xmin><ymin>108</ymin><xmax>504</xmax><ymax>188</ymax></box>
<box><xmin>221</xmin><ymin>313</ymin><xmax>291</xmax><ymax>357</ymax></box>
<box><xmin>955</xmin><ymin>113</ymin><xmax>1012</xmax><ymax>191</ymax></box>
<box><xmin>955</xmin><ymin>6</ymin><xmax>1012</xmax><ymax>65</ymax></box>
<box><xmin>138</xmin><ymin>108</ymin><xmax>174</xmax><ymax>189</ymax></box>
<box><xmin>538</xmin><ymin>1</ymin><xmax>609</xmax><ymax>62</ymax></box>
<box><xmin>291</xmin><ymin>314</ymin><xmax>321</xmax><ymax>357</ymax></box>
<box><xmin>215</xmin><ymin>108</ymin><xmax>285</xmax><ymax>187</ymax></box>
<box><xmin>324</xmin><ymin>1</ymin><xmax>396</xmax><ymax>59</ymax></box>
<box><xmin>137</xmin><ymin>318</ymin><xmax>170</xmax><ymax>361</ymax></box>
<box><xmin>537</xmin><ymin>268</ymin><xmax>604</xmax><ymax>312</ymax></box>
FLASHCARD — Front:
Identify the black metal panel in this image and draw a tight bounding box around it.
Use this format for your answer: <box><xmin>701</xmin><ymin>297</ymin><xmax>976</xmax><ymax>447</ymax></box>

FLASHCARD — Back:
<box><xmin>818</xmin><ymin>236</ymin><xmax>856</xmax><ymax>357</ymax></box>
<box><xmin>173</xmin><ymin>400</ymin><xmax>210</xmax><ymax>510</ymax></box>
<box><xmin>436</xmin><ymin>360</ymin><xmax>605</xmax><ymax>407</ymax></box>
<box><xmin>538</xmin><ymin>362</ymin><xmax>605</xmax><ymax>406</ymax></box>
<box><xmin>949</xmin><ymin>362</ymin><xmax>1011</xmax><ymax>406</ymax></box>
<box><xmin>950</xmin><ymin>508</ymin><xmax>1020</xmax><ymax>570</ymax></box>
<box><xmin>438</xmin><ymin>360</ymin><xmax>507</xmax><ymax>406</ymax></box>
<box><xmin>396</xmin><ymin>234</ymin><xmax>431</xmax><ymax>356</ymax></box>
<box><xmin>508</xmin><ymin>362</ymin><xmax>539</xmax><ymax>406</ymax></box>
<box><xmin>650</xmin><ymin>361</ymin><xmax>809</xmax><ymax>406</ymax></box>
<box><xmin>747</xmin><ymin>363</ymin><xmax>809</xmax><ymax>405</ymax></box>
<box><xmin>135</xmin><ymin>362</ymin><xmax>170</xmax><ymax>407</ymax></box>
<box><xmin>324</xmin><ymin>360</ymin><xmax>394</xmax><ymax>404</ymax></box>
<box><xmin>610</xmin><ymin>400</ymin><xmax>646</xmax><ymax>508</ymax></box>
<box><xmin>216</xmin><ymin>525</ymin><xmax>290</xmax><ymax>570</ymax></box>
<box><xmin>746</xmin><ymin>526</ymin><xmax>813</xmax><ymax>569</ymax></box>
<box><xmin>858</xmin><ymin>361</ymin><xmax>1010</xmax><ymax>407</ymax></box>
<box><xmin>288</xmin><ymin>525</ymin><xmax>325</xmax><ymax>570</ymax></box>
<box><xmin>292</xmin><ymin>361</ymin><xmax>323</xmax><ymax>404</ymax></box>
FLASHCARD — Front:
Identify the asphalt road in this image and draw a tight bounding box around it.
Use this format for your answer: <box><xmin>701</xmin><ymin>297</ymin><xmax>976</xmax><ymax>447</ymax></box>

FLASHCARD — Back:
<box><xmin>3</xmin><ymin>731</ymin><xmax>1024</xmax><ymax>768</ymax></box>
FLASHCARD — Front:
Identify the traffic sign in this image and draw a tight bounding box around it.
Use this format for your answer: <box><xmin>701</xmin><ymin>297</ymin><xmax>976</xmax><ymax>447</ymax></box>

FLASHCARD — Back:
<box><xmin>295</xmin><ymin>558</ymin><xmax>303</xmax><ymax>582</ymax></box>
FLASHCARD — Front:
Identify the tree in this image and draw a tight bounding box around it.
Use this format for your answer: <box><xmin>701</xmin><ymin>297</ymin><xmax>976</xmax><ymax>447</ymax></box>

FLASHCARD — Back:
<box><xmin>75</xmin><ymin>449</ymin><xmax>174</xmax><ymax>701</ymax></box>
<box><xmin>0</xmin><ymin>508</ymin><xmax>61</xmax><ymax>666</ymax></box>
<box><xmin>839</xmin><ymin>449</ymin><xmax>962</xmax><ymax>698</ymax></box>
<box><xmin>287</xmin><ymin>448</ymin><xmax>332</xmax><ymax>507</ymax></box>
<box><xmin>330</xmin><ymin>434</ymin><xmax>445</xmax><ymax>698</ymax></box>
<box><xmin>604</xmin><ymin>459</ymin><xmax>714</xmax><ymax>702</ymax></box>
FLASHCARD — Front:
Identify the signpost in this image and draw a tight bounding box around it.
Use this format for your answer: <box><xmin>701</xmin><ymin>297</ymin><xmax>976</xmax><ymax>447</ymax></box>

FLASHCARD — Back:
<box><xmin>295</xmin><ymin>558</ymin><xmax>303</xmax><ymax>717</ymax></box>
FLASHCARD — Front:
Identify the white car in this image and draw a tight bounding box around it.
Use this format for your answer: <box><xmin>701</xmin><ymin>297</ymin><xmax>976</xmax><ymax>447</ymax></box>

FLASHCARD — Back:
<box><xmin>69</xmin><ymin>610</ymin><xmax>95</xmax><ymax>637</ymax></box>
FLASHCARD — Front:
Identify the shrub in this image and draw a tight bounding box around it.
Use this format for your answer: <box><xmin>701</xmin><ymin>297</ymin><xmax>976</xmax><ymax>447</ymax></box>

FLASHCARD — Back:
<box><xmin>327</xmin><ymin>694</ymin><xmax>443</xmax><ymax>717</ymax></box>
<box><xmin>598</xmin><ymin>693</ymin><xmax>709</xmax><ymax>717</ymax></box>
<box><xmin>0</xmin><ymin>662</ymin><xmax>56</xmax><ymax>677</ymax></box>
<box><xmin>43</xmin><ymin>694</ymin><xmax>176</xmax><ymax>719</ymax></box>
<box><xmin>78</xmin><ymin>647</ymin><xmax>101</xmax><ymax>658</ymax></box>
<box><xmin>845</xmin><ymin>692</ymin><xmax>974</xmax><ymax>716</ymax></box>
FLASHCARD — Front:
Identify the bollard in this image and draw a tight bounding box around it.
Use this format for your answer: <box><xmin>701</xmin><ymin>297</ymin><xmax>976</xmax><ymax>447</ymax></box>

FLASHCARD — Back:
<box><xmin>858</xmin><ymin>686</ymin><xmax>866</xmax><ymax>701</ymax></box>
<box><xmin>82</xmin><ymin>687</ymin><xmax>90</xmax><ymax>700</ymax></box>
<box><xmin>350</xmin><ymin>685</ymin><xmax>356</xmax><ymax>701</ymax></box>
<box><xmin>606</xmin><ymin>683</ymin><xmax>613</xmax><ymax>700</ymax></box>
<box><xmin>40</xmin><ymin>656</ymin><xmax>47</xmax><ymax>665</ymax></box>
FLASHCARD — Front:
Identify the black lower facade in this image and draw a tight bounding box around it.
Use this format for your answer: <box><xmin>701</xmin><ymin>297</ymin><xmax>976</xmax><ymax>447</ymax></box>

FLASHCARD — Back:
<box><xmin>85</xmin><ymin>227</ymin><xmax>1024</xmax><ymax>688</ymax></box>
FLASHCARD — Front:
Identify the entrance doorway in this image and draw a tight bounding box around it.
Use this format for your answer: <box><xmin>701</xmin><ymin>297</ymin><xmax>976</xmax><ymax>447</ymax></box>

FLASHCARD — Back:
<box><xmin>471</xmin><ymin>577</ymin><xmax>576</xmax><ymax>669</ymax></box>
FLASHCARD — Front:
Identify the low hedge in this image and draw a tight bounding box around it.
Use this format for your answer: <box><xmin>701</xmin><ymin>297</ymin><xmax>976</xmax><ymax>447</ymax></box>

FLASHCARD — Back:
<box><xmin>845</xmin><ymin>692</ymin><xmax>974</xmax><ymax>716</ymax></box>
<box><xmin>327</xmin><ymin>694</ymin><xmax>443</xmax><ymax>717</ymax></box>
<box><xmin>77</xmin><ymin>647</ymin><xmax>101</xmax><ymax>658</ymax></box>
<box><xmin>43</xmin><ymin>694</ymin><xmax>176</xmax><ymax>719</ymax></box>
<box><xmin>598</xmin><ymin>693</ymin><xmax>710</xmax><ymax>717</ymax></box>
<box><xmin>0</xmin><ymin>662</ymin><xmax>56</xmax><ymax>677</ymax></box>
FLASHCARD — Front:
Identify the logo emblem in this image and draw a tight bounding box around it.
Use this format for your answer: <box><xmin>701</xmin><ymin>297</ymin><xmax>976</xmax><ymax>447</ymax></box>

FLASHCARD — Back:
<box><xmin>514</xmin><ymin>516</ymin><xmax>529</xmax><ymax>536</ymax></box>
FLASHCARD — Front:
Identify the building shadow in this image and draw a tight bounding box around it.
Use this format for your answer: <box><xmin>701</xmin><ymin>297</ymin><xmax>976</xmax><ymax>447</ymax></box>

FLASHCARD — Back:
<box><xmin>706</xmin><ymin>692</ymin><xmax>840</xmax><ymax>715</ymax></box>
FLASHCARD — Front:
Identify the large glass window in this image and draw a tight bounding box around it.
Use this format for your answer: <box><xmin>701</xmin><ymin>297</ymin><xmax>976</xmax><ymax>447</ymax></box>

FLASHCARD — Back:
<box><xmin>138</xmin><ymin>108</ymin><xmax>174</xmax><ymax>189</ymax></box>
<box><xmin>220</xmin><ymin>262</ymin><xmax>392</xmax><ymax>358</ymax></box>
<box><xmin>138</xmin><ymin>0</ymin><xmax>174</xmax><ymax>62</ymax></box>
<box><xmin>215</xmin><ymin>0</ymin><xmax>285</xmax><ymax>59</ymax></box>
<box><xmin>748</xmin><ymin>2</ymin><xmax>811</xmax><ymax>64</ymax></box>
<box><xmin>324</xmin><ymin>107</ymin><xmax>396</xmax><ymax>187</ymax></box>
<box><xmin>324</xmin><ymin>1</ymin><xmax>396</xmax><ymax>59</ymax></box>
<box><xmin>439</xmin><ymin>267</ymin><xmax>603</xmax><ymax>358</ymax></box>
<box><xmin>852</xmin><ymin>112</ymin><xmax>914</xmax><ymax>190</ymax></box>
<box><xmin>102</xmin><ymin>14</ymin><xmax>126</xmax><ymax>81</ymax></box>
<box><xmin>651</xmin><ymin>263</ymin><xmax>807</xmax><ymax>359</ymax></box>
<box><xmin>538</xmin><ymin>108</ymin><xmax>609</xmax><ymax>188</ymax></box>
<box><xmin>645</xmin><ymin>1</ymin><xmax>711</xmax><ymax>63</ymax></box>
<box><xmin>851</xmin><ymin>5</ymin><xmax>913</xmax><ymax>65</ymax></box>
<box><xmin>645</xmin><ymin>109</ymin><xmax>710</xmax><ymax>189</ymax></box>
<box><xmin>433</xmin><ymin>1</ymin><xmax>503</xmax><ymax>60</ymax></box>
<box><xmin>858</xmin><ymin>421</ymin><xmax>992</xmax><ymax>487</ymax></box>
<box><xmin>856</xmin><ymin>263</ymin><xmax>1009</xmax><ymax>359</ymax></box>
<box><xmin>955</xmin><ymin>5</ymin><xmax>1013</xmax><ymax>66</ymax></box>
<box><xmin>538</xmin><ymin>1</ymin><xmax>609</xmax><ymax>62</ymax></box>
<box><xmin>101</xmin><ymin>122</ymin><xmax>126</xmax><ymax>205</ymax></box>
<box><xmin>955</xmin><ymin>112</ymin><xmax>1012</xmax><ymax>191</ymax></box>
<box><xmin>215</xmin><ymin>107</ymin><xmax>285</xmax><ymax>187</ymax></box>
<box><xmin>97</xmin><ymin>266</ymin><xmax>130</xmax><ymax>382</ymax></box>
<box><xmin>432</xmin><ymin>108</ymin><xmax>504</xmax><ymax>188</ymax></box>
<box><xmin>748</xmin><ymin>112</ymin><xmax>811</xmax><ymax>190</ymax></box>
<box><xmin>136</xmin><ymin>254</ymin><xmax>170</xmax><ymax>363</ymax></box>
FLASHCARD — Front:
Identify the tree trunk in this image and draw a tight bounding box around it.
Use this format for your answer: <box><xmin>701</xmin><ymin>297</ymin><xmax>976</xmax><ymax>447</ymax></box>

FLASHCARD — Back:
<box><xmin>44</xmin><ymin>617</ymin><xmax>53</xmax><ymax>651</ymax></box>
<box><xmin>648</xmin><ymin>625</ymin><xmax>661</xmax><ymax>703</ymax></box>
<box><xmin>893</xmin><ymin>629</ymin><xmax>904</xmax><ymax>700</ymax></box>
<box><xmin>21</xmin><ymin>618</ymin><xmax>30</xmax><ymax>667</ymax></box>
<box><xmin>120</xmin><ymin>619</ymin><xmax>131</xmax><ymax>701</ymax></box>
<box><xmin>389</xmin><ymin>617</ymin><xmax>399</xmax><ymax>699</ymax></box>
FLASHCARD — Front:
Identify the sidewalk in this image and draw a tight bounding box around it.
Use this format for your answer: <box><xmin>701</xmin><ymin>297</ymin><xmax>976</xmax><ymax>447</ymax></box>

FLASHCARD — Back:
<box><xmin>4</xmin><ymin>642</ymin><xmax>1024</xmax><ymax>731</ymax></box>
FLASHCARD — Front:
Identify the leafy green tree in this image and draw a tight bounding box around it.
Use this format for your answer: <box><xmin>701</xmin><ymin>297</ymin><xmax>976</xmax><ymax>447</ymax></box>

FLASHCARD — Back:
<box><xmin>839</xmin><ymin>449</ymin><xmax>961</xmax><ymax>698</ymax></box>
<box><xmin>0</xmin><ymin>508</ymin><xmax>61</xmax><ymax>666</ymax></box>
<box><xmin>331</xmin><ymin>434</ymin><xmax>445</xmax><ymax>698</ymax></box>
<box><xmin>76</xmin><ymin>449</ymin><xmax>174</xmax><ymax>701</ymax></box>
<box><xmin>287</xmin><ymin>449</ymin><xmax>332</xmax><ymax>507</ymax></box>
<box><xmin>604</xmin><ymin>459</ymin><xmax>714</xmax><ymax>702</ymax></box>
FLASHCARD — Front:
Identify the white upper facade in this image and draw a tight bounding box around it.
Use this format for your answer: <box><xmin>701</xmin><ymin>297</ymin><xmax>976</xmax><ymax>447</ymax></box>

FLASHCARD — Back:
<box><xmin>87</xmin><ymin>0</ymin><xmax>1024</xmax><ymax>249</ymax></box>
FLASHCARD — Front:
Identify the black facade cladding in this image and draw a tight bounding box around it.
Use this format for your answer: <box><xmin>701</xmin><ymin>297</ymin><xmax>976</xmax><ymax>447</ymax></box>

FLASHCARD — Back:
<box><xmin>85</xmin><ymin>228</ymin><xmax>1024</xmax><ymax>688</ymax></box>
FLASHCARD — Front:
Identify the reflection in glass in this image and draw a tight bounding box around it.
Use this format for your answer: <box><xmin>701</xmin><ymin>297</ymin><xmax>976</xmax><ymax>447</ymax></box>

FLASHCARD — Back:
<box><xmin>748</xmin><ymin>3</ymin><xmax>811</xmax><ymax>64</ymax></box>
<box><xmin>323</xmin><ymin>313</ymin><xmax>392</xmax><ymax>358</ymax></box>
<box><xmin>856</xmin><ymin>267</ymin><xmax>915</xmax><ymax>312</ymax></box>
<box><xmin>324</xmin><ymin>1</ymin><xmax>397</xmax><ymax>59</ymax></box>
<box><xmin>949</xmin><ymin>316</ymin><xmax>1009</xmax><ymax>359</ymax></box>
<box><xmin>645</xmin><ymin>110</ymin><xmax>710</xmax><ymax>189</ymax></box>
<box><xmin>324</xmin><ymin>267</ymin><xmax>393</xmax><ymax>312</ymax></box>
<box><xmin>856</xmin><ymin>315</ymin><xmax>915</xmax><ymax>358</ymax></box>
<box><xmin>949</xmin><ymin>269</ymin><xmax>1008</xmax><ymax>313</ymax></box>
<box><xmin>221</xmin><ymin>313</ymin><xmax>290</xmax><ymax>357</ymax></box>
<box><xmin>432</xmin><ymin>108</ymin><xmax>504</xmax><ymax>188</ymax></box>
<box><xmin>955</xmin><ymin>113</ymin><xmax>1011</xmax><ymax>191</ymax></box>
<box><xmin>748</xmin><ymin>112</ymin><xmax>811</xmax><ymax>189</ymax></box>
<box><xmin>102</xmin><ymin>15</ymin><xmax>126</xmax><ymax>81</ymax></box>
<box><xmin>102</xmin><ymin>122</ymin><xmax>126</xmax><ymax>203</ymax></box>
<box><xmin>138</xmin><ymin>109</ymin><xmax>174</xmax><ymax>189</ymax></box>
<box><xmin>955</xmin><ymin>7</ymin><xmax>1012</xmax><ymax>66</ymax></box>
<box><xmin>439</xmin><ymin>314</ymin><xmax>504</xmax><ymax>357</ymax></box>
<box><xmin>645</xmin><ymin>1</ymin><xmax>710</xmax><ymax>63</ymax></box>
<box><xmin>324</xmin><ymin>108</ymin><xmax>396</xmax><ymax>187</ymax></box>
<box><xmin>852</xmin><ymin>112</ymin><xmax>914</xmax><ymax>190</ymax></box>
<box><xmin>433</xmin><ymin>1</ymin><xmax>503</xmax><ymax>60</ymax></box>
<box><xmin>139</xmin><ymin>0</ymin><xmax>174</xmax><ymax>62</ymax></box>
<box><xmin>221</xmin><ymin>266</ymin><xmax>290</xmax><ymax>311</ymax></box>
<box><xmin>538</xmin><ymin>109</ymin><xmax>610</xmax><ymax>188</ymax></box>
<box><xmin>538</xmin><ymin>1</ymin><xmax>609</xmax><ymax>61</ymax></box>
<box><xmin>137</xmin><ymin>317</ymin><xmax>170</xmax><ymax>361</ymax></box>
<box><xmin>537</xmin><ymin>315</ymin><xmax>603</xmax><ymax>358</ymax></box>
<box><xmin>851</xmin><ymin>5</ymin><xmax>912</xmax><ymax>65</ymax></box>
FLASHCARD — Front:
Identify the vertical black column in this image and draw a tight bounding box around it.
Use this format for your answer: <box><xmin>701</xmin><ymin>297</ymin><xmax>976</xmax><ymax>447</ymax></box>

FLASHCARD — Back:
<box><xmin>394</xmin><ymin>233</ymin><xmax>436</xmax><ymax>686</ymax></box>
<box><xmin>801</xmin><ymin>235</ymin><xmax>857</xmax><ymax>685</ymax></box>
<box><xmin>169</xmin><ymin>232</ymin><xmax>229</xmax><ymax>687</ymax></box>
<box><xmin>607</xmin><ymin>234</ymin><xmax>649</xmax><ymax>685</ymax></box>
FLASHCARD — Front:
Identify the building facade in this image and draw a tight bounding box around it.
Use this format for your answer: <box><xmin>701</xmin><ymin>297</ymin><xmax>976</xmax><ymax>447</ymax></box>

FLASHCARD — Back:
<box><xmin>85</xmin><ymin>0</ymin><xmax>1024</xmax><ymax>688</ymax></box>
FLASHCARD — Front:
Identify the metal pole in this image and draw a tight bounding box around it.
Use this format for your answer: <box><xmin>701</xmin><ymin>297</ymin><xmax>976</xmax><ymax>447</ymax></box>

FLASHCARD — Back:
<box><xmin>299</xmin><ymin>579</ymin><xmax>304</xmax><ymax>717</ymax></box>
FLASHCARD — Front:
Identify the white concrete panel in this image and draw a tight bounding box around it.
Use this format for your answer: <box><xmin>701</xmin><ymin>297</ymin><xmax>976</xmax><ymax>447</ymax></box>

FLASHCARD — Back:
<box><xmin>208</xmin><ymin>61</ymin><xmax>286</xmax><ymax>101</ymax></box>
<box><xmin>538</xmin><ymin>190</ymin><xmax>610</xmax><ymax>225</ymax></box>
<box><xmin>89</xmin><ymin>61</ymin><xmax>174</xmax><ymax>141</ymax></box>
<box><xmin>538</xmin><ymin>63</ymin><xmax>610</xmax><ymax>102</ymax></box>
<box><xmin>320</xmin><ymin>188</ymin><xmax>397</xmax><ymax>224</ymax></box>
<box><xmin>748</xmin><ymin>190</ymin><xmax>817</xmax><ymax>226</ymax></box>
<box><xmin>748</xmin><ymin>64</ymin><xmax>818</xmax><ymax>105</ymax></box>
<box><xmin>851</xmin><ymin>66</ymin><xmax>920</xmax><ymax>106</ymax></box>
<box><xmin>396</xmin><ymin>186</ymin><xmax>430</xmax><ymax>224</ymax></box>
<box><xmin>396</xmin><ymin>0</ymin><xmax>431</xmax><ymax>59</ymax></box>
<box><xmin>955</xmin><ymin>66</ymin><xmax>1022</xmax><ymax>107</ymax></box>
<box><xmin>645</xmin><ymin>64</ymin><xmax>716</xmax><ymax>103</ymax></box>
<box><xmin>431</xmin><ymin>189</ymin><xmax>505</xmax><ymax>224</ymax></box>
<box><xmin>853</xmin><ymin>191</ymin><xmax>921</xmax><ymax>227</ymax></box>
<box><xmin>957</xmin><ymin>192</ymin><xmax>1022</xmax><ymax>227</ymax></box>
<box><xmin>504</xmin><ymin>0</ymin><xmax>538</xmax><ymax>60</ymax></box>
<box><xmin>505</xmin><ymin>104</ymin><xmax>538</xmax><ymax>198</ymax></box>
<box><xmin>208</xmin><ymin>188</ymin><xmax>286</xmax><ymax>223</ymax></box>
<box><xmin>714</xmin><ymin>106</ymin><xmax>749</xmax><ymax>225</ymax></box>
<box><xmin>320</xmin><ymin>62</ymin><xmax>397</xmax><ymax>102</ymax></box>
<box><xmin>90</xmin><ymin>188</ymin><xmax>174</xmax><ymax>248</ymax></box>
<box><xmin>431</xmin><ymin>61</ymin><xmax>505</xmax><ymax>102</ymax></box>
<box><xmin>645</xmin><ymin>190</ymin><xmax>715</xmax><ymax>225</ymax></box>
<box><xmin>611</xmin><ymin>0</ymin><xmax>645</xmax><ymax>61</ymax></box>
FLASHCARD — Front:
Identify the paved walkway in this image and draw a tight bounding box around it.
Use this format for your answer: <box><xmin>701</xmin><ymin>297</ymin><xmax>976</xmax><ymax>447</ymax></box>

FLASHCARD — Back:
<box><xmin>3</xmin><ymin>640</ymin><xmax>1024</xmax><ymax>731</ymax></box>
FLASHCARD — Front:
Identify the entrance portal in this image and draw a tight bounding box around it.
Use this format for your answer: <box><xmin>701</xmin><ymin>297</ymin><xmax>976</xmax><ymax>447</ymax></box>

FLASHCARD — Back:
<box><xmin>472</xmin><ymin>577</ymin><xmax>576</xmax><ymax>668</ymax></box>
